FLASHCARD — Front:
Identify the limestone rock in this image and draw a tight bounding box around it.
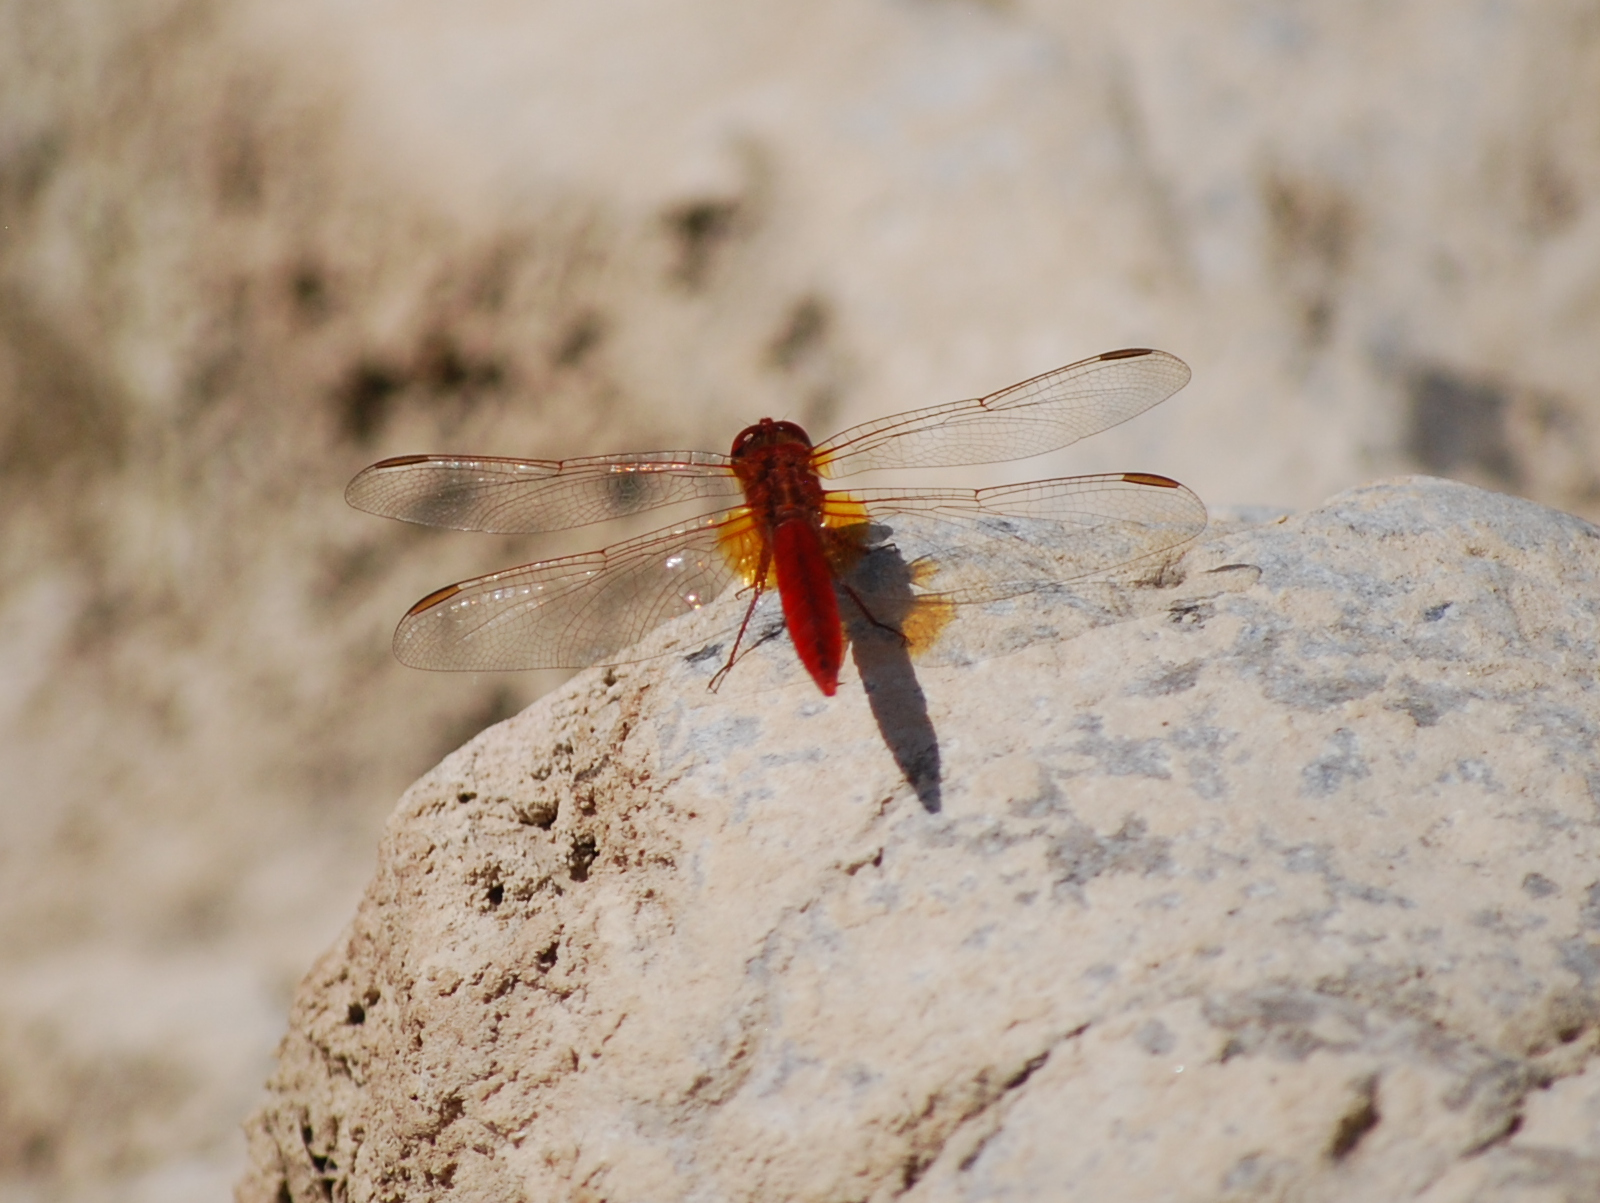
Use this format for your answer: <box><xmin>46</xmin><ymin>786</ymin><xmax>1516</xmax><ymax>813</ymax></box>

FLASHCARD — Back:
<box><xmin>241</xmin><ymin>477</ymin><xmax>1600</xmax><ymax>1202</ymax></box>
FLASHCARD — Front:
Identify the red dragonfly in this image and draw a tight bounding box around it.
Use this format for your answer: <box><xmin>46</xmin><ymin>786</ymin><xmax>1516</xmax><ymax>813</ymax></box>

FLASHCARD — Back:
<box><xmin>346</xmin><ymin>347</ymin><xmax>1206</xmax><ymax>696</ymax></box>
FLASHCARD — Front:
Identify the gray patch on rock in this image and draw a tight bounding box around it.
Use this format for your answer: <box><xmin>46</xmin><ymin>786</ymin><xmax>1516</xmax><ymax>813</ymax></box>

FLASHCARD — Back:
<box><xmin>1579</xmin><ymin>884</ymin><xmax>1600</xmax><ymax>930</ymax></box>
<box><xmin>1129</xmin><ymin>659</ymin><xmax>1203</xmax><ymax>697</ymax></box>
<box><xmin>1301</xmin><ymin>728</ymin><xmax>1370</xmax><ymax>798</ymax></box>
<box><xmin>1265</xmin><ymin>833</ymin><xmax>1412</xmax><ymax>910</ymax></box>
<box><xmin>1059</xmin><ymin>714</ymin><xmax>1170</xmax><ymax>779</ymax></box>
<box><xmin>1557</xmin><ymin>939</ymin><xmax>1600</xmax><ymax>988</ymax></box>
<box><xmin>1522</xmin><ymin>873</ymin><xmax>1560</xmax><ymax>899</ymax></box>
<box><xmin>1168</xmin><ymin>720</ymin><xmax>1235</xmax><ymax>801</ymax></box>
<box><xmin>1133</xmin><ymin>1019</ymin><xmax>1176</xmax><ymax>1056</ymax></box>
<box><xmin>1388</xmin><ymin>677</ymin><xmax>1473</xmax><ymax>727</ymax></box>
<box><xmin>1048</xmin><ymin>814</ymin><xmax>1172</xmax><ymax>899</ymax></box>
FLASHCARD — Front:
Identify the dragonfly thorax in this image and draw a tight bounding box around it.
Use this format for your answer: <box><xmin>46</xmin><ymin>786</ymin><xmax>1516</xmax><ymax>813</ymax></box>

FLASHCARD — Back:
<box><xmin>728</xmin><ymin>418</ymin><xmax>826</xmax><ymax>523</ymax></box>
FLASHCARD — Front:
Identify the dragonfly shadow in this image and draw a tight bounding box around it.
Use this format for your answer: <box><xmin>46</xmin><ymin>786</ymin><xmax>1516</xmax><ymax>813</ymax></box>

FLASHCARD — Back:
<box><xmin>842</xmin><ymin>538</ymin><xmax>943</xmax><ymax>814</ymax></box>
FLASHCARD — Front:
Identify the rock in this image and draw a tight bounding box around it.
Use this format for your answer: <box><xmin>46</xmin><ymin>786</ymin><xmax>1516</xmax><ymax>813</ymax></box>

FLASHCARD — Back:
<box><xmin>240</xmin><ymin>477</ymin><xmax>1600</xmax><ymax>1202</ymax></box>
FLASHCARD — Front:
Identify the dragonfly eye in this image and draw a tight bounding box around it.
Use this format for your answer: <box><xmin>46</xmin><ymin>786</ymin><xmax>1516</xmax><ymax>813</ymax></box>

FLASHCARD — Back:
<box><xmin>766</xmin><ymin>420</ymin><xmax>812</xmax><ymax>446</ymax></box>
<box><xmin>730</xmin><ymin>418</ymin><xmax>814</xmax><ymax>458</ymax></box>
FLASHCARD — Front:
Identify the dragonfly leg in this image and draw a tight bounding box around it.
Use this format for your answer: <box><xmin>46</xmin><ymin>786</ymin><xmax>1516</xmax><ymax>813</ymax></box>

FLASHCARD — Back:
<box><xmin>710</xmin><ymin>541</ymin><xmax>776</xmax><ymax>692</ymax></box>
<box><xmin>840</xmin><ymin>583</ymin><xmax>909</xmax><ymax>647</ymax></box>
<box><xmin>709</xmin><ymin>587</ymin><xmax>769</xmax><ymax>691</ymax></box>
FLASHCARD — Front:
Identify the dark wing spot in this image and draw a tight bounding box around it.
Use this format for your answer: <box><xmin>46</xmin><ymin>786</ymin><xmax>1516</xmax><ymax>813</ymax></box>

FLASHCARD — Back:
<box><xmin>407</xmin><ymin>582</ymin><xmax>463</xmax><ymax>616</ymax></box>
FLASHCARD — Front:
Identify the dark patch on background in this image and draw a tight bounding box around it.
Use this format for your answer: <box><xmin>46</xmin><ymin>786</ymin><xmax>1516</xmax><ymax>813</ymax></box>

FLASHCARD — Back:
<box><xmin>416</xmin><ymin>330</ymin><xmax>503</xmax><ymax>394</ymax></box>
<box><xmin>1404</xmin><ymin>366</ymin><xmax>1518</xmax><ymax>486</ymax></box>
<box><xmin>768</xmin><ymin>295</ymin><xmax>830</xmax><ymax>371</ymax></box>
<box><xmin>802</xmin><ymin>387</ymin><xmax>841</xmax><ymax>436</ymax></box>
<box><xmin>310</xmin><ymin>540</ymin><xmax>394</xmax><ymax>608</ymax></box>
<box><xmin>336</xmin><ymin>324</ymin><xmax>507</xmax><ymax>443</ymax></box>
<box><xmin>554</xmin><ymin>312</ymin><xmax>605</xmax><ymax>367</ymax></box>
<box><xmin>464</xmin><ymin>237</ymin><xmax>526</xmax><ymax>312</ymax></box>
<box><xmin>337</xmin><ymin>361</ymin><xmax>406</xmax><ymax>444</ymax></box>
<box><xmin>432</xmin><ymin>685</ymin><xmax>524</xmax><ymax>765</ymax></box>
<box><xmin>0</xmin><ymin>286</ymin><xmax>127</xmax><ymax>490</ymax></box>
<box><xmin>1526</xmin><ymin>153</ymin><xmax>1581</xmax><ymax>237</ymax></box>
<box><xmin>664</xmin><ymin>198</ymin><xmax>741</xmax><ymax>289</ymax></box>
<box><xmin>287</xmin><ymin>261</ymin><xmax>331</xmax><ymax>323</ymax></box>
<box><xmin>0</xmin><ymin>130</ymin><xmax>64</xmax><ymax>212</ymax></box>
<box><xmin>1263</xmin><ymin>172</ymin><xmax>1356</xmax><ymax>346</ymax></box>
<box><xmin>212</xmin><ymin>96</ymin><xmax>265</xmax><ymax>211</ymax></box>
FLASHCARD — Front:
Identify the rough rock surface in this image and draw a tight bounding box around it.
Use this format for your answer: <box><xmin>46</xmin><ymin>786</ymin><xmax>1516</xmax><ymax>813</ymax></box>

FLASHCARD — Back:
<box><xmin>243</xmin><ymin>477</ymin><xmax>1600</xmax><ymax>1202</ymax></box>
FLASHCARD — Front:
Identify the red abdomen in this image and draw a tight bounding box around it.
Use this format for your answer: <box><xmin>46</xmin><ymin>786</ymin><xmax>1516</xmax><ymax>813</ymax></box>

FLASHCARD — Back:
<box><xmin>771</xmin><ymin>517</ymin><xmax>843</xmax><ymax>695</ymax></box>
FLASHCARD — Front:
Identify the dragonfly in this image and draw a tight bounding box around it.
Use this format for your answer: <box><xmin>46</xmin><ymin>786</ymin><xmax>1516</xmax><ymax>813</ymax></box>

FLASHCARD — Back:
<box><xmin>346</xmin><ymin>347</ymin><xmax>1207</xmax><ymax>696</ymax></box>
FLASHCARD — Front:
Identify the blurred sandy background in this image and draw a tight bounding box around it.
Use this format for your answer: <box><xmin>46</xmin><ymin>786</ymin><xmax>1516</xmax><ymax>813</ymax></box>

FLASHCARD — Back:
<box><xmin>1</xmin><ymin>1</ymin><xmax>1598</xmax><ymax>1198</ymax></box>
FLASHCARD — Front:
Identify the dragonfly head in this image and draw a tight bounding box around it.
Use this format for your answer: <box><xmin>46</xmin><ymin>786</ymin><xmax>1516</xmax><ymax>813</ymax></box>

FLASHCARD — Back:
<box><xmin>729</xmin><ymin>418</ymin><xmax>813</xmax><ymax>460</ymax></box>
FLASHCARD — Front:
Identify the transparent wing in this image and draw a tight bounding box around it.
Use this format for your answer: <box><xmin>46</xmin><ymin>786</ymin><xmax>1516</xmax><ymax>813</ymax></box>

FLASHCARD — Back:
<box><xmin>813</xmin><ymin>348</ymin><xmax>1190</xmax><ymax>477</ymax></box>
<box><xmin>389</xmin><ymin>474</ymin><xmax>1206</xmax><ymax>673</ymax></box>
<box><xmin>393</xmin><ymin>511</ymin><xmax>747</xmax><ymax>671</ymax></box>
<box><xmin>840</xmin><ymin>473</ymin><xmax>1207</xmax><ymax>604</ymax></box>
<box><xmin>346</xmin><ymin>451</ymin><xmax>740</xmax><ymax>534</ymax></box>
